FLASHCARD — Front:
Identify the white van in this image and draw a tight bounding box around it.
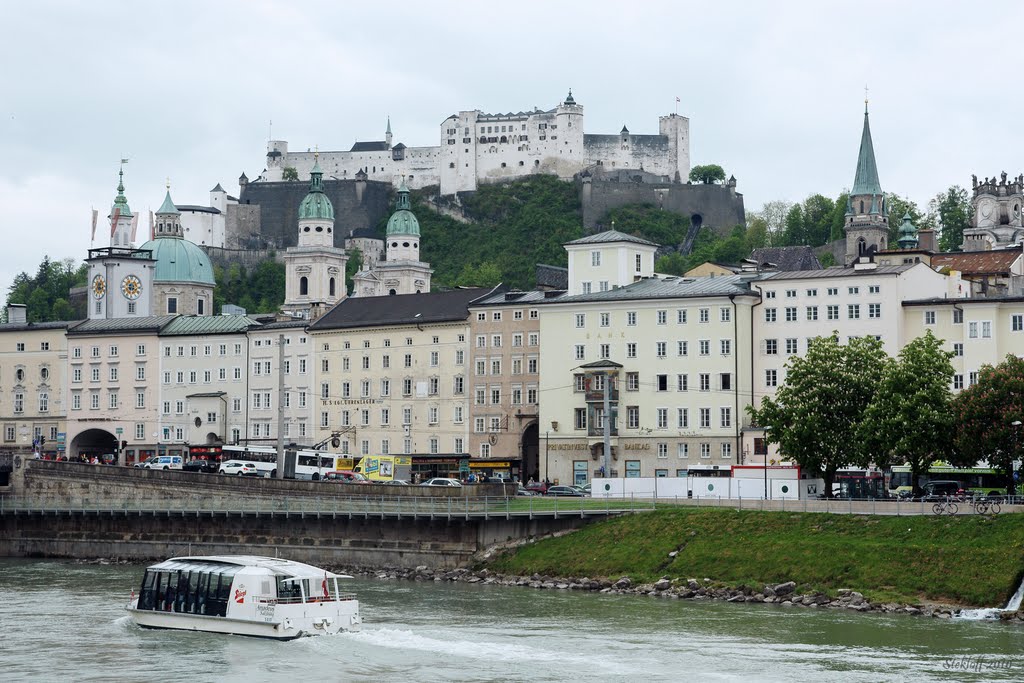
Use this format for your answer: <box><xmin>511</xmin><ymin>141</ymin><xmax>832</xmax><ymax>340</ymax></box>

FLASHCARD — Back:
<box><xmin>143</xmin><ymin>455</ymin><xmax>183</xmax><ymax>471</ymax></box>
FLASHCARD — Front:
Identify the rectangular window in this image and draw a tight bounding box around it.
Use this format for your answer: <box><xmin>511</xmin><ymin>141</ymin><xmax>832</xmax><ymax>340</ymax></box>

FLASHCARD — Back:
<box><xmin>599</xmin><ymin>344</ymin><xmax>610</xmax><ymax>359</ymax></box>
<box><xmin>806</xmin><ymin>306</ymin><xmax>818</xmax><ymax>321</ymax></box>
<box><xmin>627</xmin><ymin>311</ymin><xmax>638</xmax><ymax>326</ymax></box>
<box><xmin>764</xmin><ymin>308</ymin><xmax>777</xmax><ymax>323</ymax></box>
<box><xmin>766</xmin><ymin>369</ymin><xmax>778</xmax><ymax>387</ymax></box>
<box><xmin>699</xmin><ymin>373</ymin><xmax>710</xmax><ymax>392</ymax></box>
<box><xmin>969</xmin><ymin>321</ymin><xmax>978</xmax><ymax>338</ymax></box>
<box><xmin>785</xmin><ymin>307</ymin><xmax>797</xmax><ymax>322</ymax></box>
<box><xmin>600</xmin><ymin>312</ymin><xmax>610</xmax><ymax>327</ymax></box>
<box><xmin>591</xmin><ymin>250</ymin><xmax>601</xmax><ymax>266</ymax></box>
<box><xmin>720</xmin><ymin>307</ymin><xmax>731</xmax><ymax>322</ymax></box>
<box><xmin>136</xmin><ymin>392</ymin><xmax>145</xmax><ymax>409</ymax></box>
<box><xmin>657</xmin><ymin>310</ymin><xmax>667</xmax><ymax>325</ymax></box>
<box><xmin>574</xmin><ymin>345</ymin><xmax>585</xmax><ymax>361</ymax></box>
<box><xmin>625</xmin><ymin>372</ymin><xmax>639</xmax><ymax>391</ymax></box>
<box><xmin>657</xmin><ymin>341</ymin><xmax>667</xmax><ymax>358</ymax></box>
<box><xmin>924</xmin><ymin>310</ymin><xmax>936</xmax><ymax>325</ymax></box>
<box><xmin>720</xmin><ymin>373</ymin><xmax>731</xmax><ymax>391</ymax></box>
<box><xmin>657</xmin><ymin>408</ymin><xmax>668</xmax><ymax>429</ymax></box>
<box><xmin>699</xmin><ymin>308</ymin><xmax>710</xmax><ymax>323</ymax></box>
<box><xmin>869</xmin><ymin>303</ymin><xmax>881</xmax><ymax>319</ymax></box>
<box><xmin>656</xmin><ymin>374</ymin><xmax>668</xmax><ymax>391</ymax></box>
<box><xmin>677</xmin><ymin>408</ymin><xmax>689</xmax><ymax>429</ymax></box>
<box><xmin>677</xmin><ymin>341</ymin><xmax>688</xmax><ymax>356</ymax></box>
<box><xmin>699</xmin><ymin>408</ymin><xmax>711</xmax><ymax>429</ymax></box>
<box><xmin>721</xmin><ymin>443</ymin><xmax>733</xmax><ymax>460</ymax></box>
<box><xmin>785</xmin><ymin>338</ymin><xmax>798</xmax><ymax>354</ymax></box>
<box><xmin>626</xmin><ymin>342</ymin><xmax>637</xmax><ymax>358</ymax></box>
<box><xmin>1013</xmin><ymin>314</ymin><xmax>1023</xmax><ymax>332</ymax></box>
<box><xmin>982</xmin><ymin>321</ymin><xmax>992</xmax><ymax>338</ymax></box>
<box><xmin>575</xmin><ymin>407</ymin><xmax>587</xmax><ymax>430</ymax></box>
<box><xmin>575</xmin><ymin>313</ymin><xmax>586</xmax><ymax>328</ymax></box>
<box><xmin>626</xmin><ymin>405</ymin><xmax>639</xmax><ymax>429</ymax></box>
<box><xmin>765</xmin><ymin>339</ymin><xmax>778</xmax><ymax>355</ymax></box>
<box><xmin>677</xmin><ymin>373</ymin><xmax>688</xmax><ymax>391</ymax></box>
<box><xmin>953</xmin><ymin>374</ymin><xmax>964</xmax><ymax>390</ymax></box>
<box><xmin>827</xmin><ymin>305</ymin><xmax>839</xmax><ymax>320</ymax></box>
<box><xmin>720</xmin><ymin>339</ymin><xmax>731</xmax><ymax>356</ymax></box>
<box><xmin>720</xmin><ymin>407</ymin><xmax>731</xmax><ymax>428</ymax></box>
<box><xmin>848</xmin><ymin>304</ymin><xmax>860</xmax><ymax>320</ymax></box>
<box><xmin>953</xmin><ymin>309</ymin><xmax>963</xmax><ymax>324</ymax></box>
<box><xmin>677</xmin><ymin>443</ymin><xmax>689</xmax><ymax>459</ymax></box>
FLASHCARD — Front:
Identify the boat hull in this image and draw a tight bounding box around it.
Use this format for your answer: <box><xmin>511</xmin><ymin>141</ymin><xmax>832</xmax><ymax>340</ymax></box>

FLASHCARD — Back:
<box><xmin>127</xmin><ymin>601</ymin><xmax>361</xmax><ymax>640</ymax></box>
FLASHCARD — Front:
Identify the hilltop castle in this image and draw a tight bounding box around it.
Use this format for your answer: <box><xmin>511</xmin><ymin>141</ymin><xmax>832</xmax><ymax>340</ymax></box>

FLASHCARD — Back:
<box><xmin>257</xmin><ymin>91</ymin><xmax>690</xmax><ymax>196</ymax></box>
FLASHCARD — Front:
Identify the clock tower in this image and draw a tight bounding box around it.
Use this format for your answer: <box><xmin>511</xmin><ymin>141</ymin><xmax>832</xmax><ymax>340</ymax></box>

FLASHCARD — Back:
<box><xmin>86</xmin><ymin>165</ymin><xmax>157</xmax><ymax>320</ymax></box>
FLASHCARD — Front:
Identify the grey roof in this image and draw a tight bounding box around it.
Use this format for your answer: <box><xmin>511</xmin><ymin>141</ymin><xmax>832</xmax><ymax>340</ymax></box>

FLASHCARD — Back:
<box><xmin>67</xmin><ymin>315</ymin><xmax>179</xmax><ymax>336</ymax></box>
<box><xmin>258</xmin><ymin>319</ymin><xmax>310</xmax><ymax>330</ymax></box>
<box><xmin>565</xmin><ymin>230</ymin><xmax>659</xmax><ymax>247</ymax></box>
<box><xmin>211</xmin><ymin>183</ymin><xmax>225</xmax><ymax>192</ymax></box>
<box><xmin>186</xmin><ymin>391</ymin><xmax>227</xmax><ymax>398</ymax></box>
<box><xmin>902</xmin><ymin>295</ymin><xmax>1024</xmax><ymax>307</ymax></box>
<box><xmin>309</xmin><ymin>287</ymin><xmax>502</xmax><ymax>331</ymax></box>
<box><xmin>470</xmin><ymin>288</ymin><xmax>563</xmax><ymax>307</ymax></box>
<box><xmin>350</xmin><ymin>141</ymin><xmax>389</xmax><ymax>152</ymax></box>
<box><xmin>758</xmin><ymin>264</ymin><xmax>915</xmax><ymax>281</ymax></box>
<box><xmin>535</xmin><ymin>264</ymin><xmax>569</xmax><ymax>289</ymax></box>
<box><xmin>176</xmin><ymin>205</ymin><xmax>221</xmax><ymax>215</ymax></box>
<box><xmin>160</xmin><ymin>314</ymin><xmax>261</xmax><ymax>336</ymax></box>
<box><xmin>0</xmin><ymin>320</ymin><xmax>78</xmax><ymax>333</ymax></box>
<box><xmin>546</xmin><ymin>274</ymin><xmax>758</xmax><ymax>305</ymax></box>
<box><xmin>748</xmin><ymin>246</ymin><xmax>822</xmax><ymax>271</ymax></box>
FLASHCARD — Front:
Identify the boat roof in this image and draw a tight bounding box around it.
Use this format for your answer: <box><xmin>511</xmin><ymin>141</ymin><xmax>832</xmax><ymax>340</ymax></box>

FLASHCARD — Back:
<box><xmin>154</xmin><ymin>555</ymin><xmax>352</xmax><ymax>579</ymax></box>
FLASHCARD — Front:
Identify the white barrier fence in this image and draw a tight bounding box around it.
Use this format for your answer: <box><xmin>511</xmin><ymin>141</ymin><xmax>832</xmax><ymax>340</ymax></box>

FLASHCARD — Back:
<box><xmin>592</xmin><ymin>476</ymin><xmax>823</xmax><ymax>500</ymax></box>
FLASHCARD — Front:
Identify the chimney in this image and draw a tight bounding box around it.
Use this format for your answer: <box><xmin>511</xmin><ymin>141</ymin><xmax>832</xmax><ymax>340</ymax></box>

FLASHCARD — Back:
<box><xmin>917</xmin><ymin>228</ymin><xmax>937</xmax><ymax>253</ymax></box>
<box><xmin>7</xmin><ymin>304</ymin><xmax>27</xmax><ymax>324</ymax></box>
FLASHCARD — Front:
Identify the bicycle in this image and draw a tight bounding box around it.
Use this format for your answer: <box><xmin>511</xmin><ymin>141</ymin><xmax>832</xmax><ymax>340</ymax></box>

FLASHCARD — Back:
<box><xmin>932</xmin><ymin>498</ymin><xmax>959</xmax><ymax>515</ymax></box>
<box><xmin>969</xmin><ymin>497</ymin><xmax>1001</xmax><ymax>515</ymax></box>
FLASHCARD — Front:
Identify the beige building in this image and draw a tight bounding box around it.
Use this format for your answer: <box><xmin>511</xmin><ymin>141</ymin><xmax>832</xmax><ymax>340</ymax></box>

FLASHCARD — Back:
<box><xmin>308</xmin><ymin>287</ymin><xmax>497</xmax><ymax>479</ymax></box>
<box><xmin>902</xmin><ymin>295</ymin><xmax>1024</xmax><ymax>392</ymax></box>
<box><xmin>467</xmin><ymin>289</ymin><xmax>546</xmax><ymax>479</ymax></box>
<box><xmin>564</xmin><ymin>230</ymin><xmax>658</xmax><ymax>295</ymax></box>
<box><xmin>156</xmin><ymin>315</ymin><xmax>257</xmax><ymax>452</ymax></box>
<box><xmin>244</xmin><ymin>320</ymin><xmax>315</xmax><ymax>448</ymax></box>
<box><xmin>539</xmin><ymin>274</ymin><xmax>757</xmax><ymax>486</ymax></box>
<box><xmin>65</xmin><ymin>315</ymin><xmax>176</xmax><ymax>464</ymax></box>
<box><xmin>0</xmin><ymin>305</ymin><xmax>71</xmax><ymax>457</ymax></box>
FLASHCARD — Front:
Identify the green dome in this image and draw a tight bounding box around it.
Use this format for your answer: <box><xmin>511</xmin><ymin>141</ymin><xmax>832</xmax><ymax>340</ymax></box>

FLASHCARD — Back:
<box><xmin>298</xmin><ymin>160</ymin><xmax>334</xmax><ymax>220</ymax></box>
<box><xmin>385</xmin><ymin>181</ymin><xmax>420</xmax><ymax>236</ymax></box>
<box><xmin>138</xmin><ymin>237</ymin><xmax>216</xmax><ymax>285</ymax></box>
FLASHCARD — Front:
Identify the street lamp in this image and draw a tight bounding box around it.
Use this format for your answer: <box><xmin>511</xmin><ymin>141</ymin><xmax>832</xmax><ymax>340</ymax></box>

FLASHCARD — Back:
<box><xmin>763</xmin><ymin>426</ymin><xmax>771</xmax><ymax>500</ymax></box>
<box><xmin>1012</xmin><ymin>420</ymin><xmax>1022</xmax><ymax>498</ymax></box>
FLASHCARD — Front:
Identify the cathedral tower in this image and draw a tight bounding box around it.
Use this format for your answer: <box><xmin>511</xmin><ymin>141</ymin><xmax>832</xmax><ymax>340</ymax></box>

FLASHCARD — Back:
<box><xmin>844</xmin><ymin>101</ymin><xmax>889</xmax><ymax>265</ymax></box>
<box><xmin>283</xmin><ymin>155</ymin><xmax>348</xmax><ymax>315</ymax></box>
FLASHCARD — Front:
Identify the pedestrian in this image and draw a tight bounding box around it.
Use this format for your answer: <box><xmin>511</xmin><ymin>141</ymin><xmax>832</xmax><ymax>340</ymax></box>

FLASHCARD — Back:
<box><xmin>527</xmin><ymin>476</ymin><xmax>535</xmax><ymax>487</ymax></box>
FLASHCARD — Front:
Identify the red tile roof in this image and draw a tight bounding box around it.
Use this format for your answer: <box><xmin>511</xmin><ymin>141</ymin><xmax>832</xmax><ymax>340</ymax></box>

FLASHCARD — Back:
<box><xmin>931</xmin><ymin>247</ymin><xmax>1022</xmax><ymax>275</ymax></box>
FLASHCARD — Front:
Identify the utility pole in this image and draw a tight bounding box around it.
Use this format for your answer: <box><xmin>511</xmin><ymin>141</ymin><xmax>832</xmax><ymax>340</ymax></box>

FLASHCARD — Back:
<box><xmin>275</xmin><ymin>333</ymin><xmax>285</xmax><ymax>479</ymax></box>
<box><xmin>603</xmin><ymin>371</ymin><xmax>612</xmax><ymax>479</ymax></box>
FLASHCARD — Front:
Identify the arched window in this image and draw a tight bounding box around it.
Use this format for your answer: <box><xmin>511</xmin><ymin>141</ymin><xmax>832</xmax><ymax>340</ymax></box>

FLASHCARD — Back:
<box><xmin>329</xmin><ymin>278</ymin><xmax>336</xmax><ymax>297</ymax></box>
<box><xmin>300</xmin><ymin>277</ymin><xmax>308</xmax><ymax>295</ymax></box>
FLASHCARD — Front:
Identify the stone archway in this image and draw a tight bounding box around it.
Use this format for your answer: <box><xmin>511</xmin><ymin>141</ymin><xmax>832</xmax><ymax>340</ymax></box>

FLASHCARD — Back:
<box><xmin>520</xmin><ymin>422</ymin><xmax>539</xmax><ymax>483</ymax></box>
<box><xmin>70</xmin><ymin>428</ymin><xmax>118</xmax><ymax>463</ymax></box>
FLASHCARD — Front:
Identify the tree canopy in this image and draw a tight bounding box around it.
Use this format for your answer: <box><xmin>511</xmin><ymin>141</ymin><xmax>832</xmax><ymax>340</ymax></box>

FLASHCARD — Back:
<box><xmin>281</xmin><ymin>167</ymin><xmax>299</xmax><ymax>181</ymax></box>
<box><xmin>212</xmin><ymin>259</ymin><xmax>286</xmax><ymax>314</ymax></box>
<box><xmin>749</xmin><ymin>334</ymin><xmax>888</xmax><ymax>496</ymax></box>
<box><xmin>932</xmin><ymin>185</ymin><xmax>971</xmax><ymax>252</ymax></box>
<box><xmin>952</xmin><ymin>354</ymin><xmax>1024</xmax><ymax>495</ymax></box>
<box><xmin>688</xmin><ymin>164</ymin><xmax>727</xmax><ymax>185</ymax></box>
<box><xmin>857</xmin><ymin>331</ymin><xmax>955</xmax><ymax>493</ymax></box>
<box><xmin>4</xmin><ymin>256</ymin><xmax>87</xmax><ymax>322</ymax></box>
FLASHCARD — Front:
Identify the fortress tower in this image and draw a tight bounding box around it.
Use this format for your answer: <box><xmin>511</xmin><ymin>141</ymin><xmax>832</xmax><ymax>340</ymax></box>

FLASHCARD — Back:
<box><xmin>962</xmin><ymin>172</ymin><xmax>1024</xmax><ymax>251</ymax></box>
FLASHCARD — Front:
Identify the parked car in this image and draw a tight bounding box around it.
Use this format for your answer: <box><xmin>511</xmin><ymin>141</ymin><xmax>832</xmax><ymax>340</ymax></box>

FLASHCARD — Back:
<box><xmin>516</xmin><ymin>486</ymin><xmax>537</xmax><ymax>497</ymax></box>
<box><xmin>323</xmin><ymin>470</ymin><xmax>371</xmax><ymax>484</ymax></box>
<box><xmin>525</xmin><ymin>482</ymin><xmax>549</xmax><ymax>495</ymax></box>
<box><xmin>546</xmin><ymin>485</ymin><xmax>585</xmax><ymax>497</ymax></box>
<box><xmin>377</xmin><ymin>479</ymin><xmax>409</xmax><ymax>486</ymax></box>
<box><xmin>218</xmin><ymin>460</ymin><xmax>258</xmax><ymax>476</ymax></box>
<box><xmin>143</xmin><ymin>455</ymin><xmax>184</xmax><ymax>471</ymax></box>
<box><xmin>420</xmin><ymin>477</ymin><xmax>463</xmax><ymax>487</ymax></box>
<box><xmin>182</xmin><ymin>457</ymin><xmax>219</xmax><ymax>473</ymax></box>
<box><xmin>578</xmin><ymin>483</ymin><xmax>592</xmax><ymax>494</ymax></box>
<box><xmin>920</xmin><ymin>480</ymin><xmax>967</xmax><ymax>501</ymax></box>
<box><xmin>133</xmin><ymin>457</ymin><xmax>157</xmax><ymax>469</ymax></box>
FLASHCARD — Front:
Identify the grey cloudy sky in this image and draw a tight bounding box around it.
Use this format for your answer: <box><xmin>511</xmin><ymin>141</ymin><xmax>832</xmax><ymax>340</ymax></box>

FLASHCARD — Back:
<box><xmin>2</xmin><ymin>0</ymin><xmax>1020</xmax><ymax>292</ymax></box>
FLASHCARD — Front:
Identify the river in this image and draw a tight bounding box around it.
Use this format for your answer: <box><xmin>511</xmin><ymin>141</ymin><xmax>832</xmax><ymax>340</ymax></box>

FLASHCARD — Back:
<box><xmin>1</xmin><ymin>558</ymin><xmax>1021</xmax><ymax>682</ymax></box>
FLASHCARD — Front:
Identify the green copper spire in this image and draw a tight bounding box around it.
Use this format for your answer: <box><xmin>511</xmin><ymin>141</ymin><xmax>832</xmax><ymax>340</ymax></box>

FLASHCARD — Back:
<box><xmin>386</xmin><ymin>179</ymin><xmax>420</xmax><ymax>236</ymax></box>
<box><xmin>156</xmin><ymin>182</ymin><xmax>179</xmax><ymax>215</ymax></box>
<box><xmin>896</xmin><ymin>211</ymin><xmax>919</xmax><ymax>249</ymax></box>
<box><xmin>111</xmin><ymin>165</ymin><xmax>133</xmax><ymax>217</ymax></box>
<box><xmin>298</xmin><ymin>153</ymin><xmax>334</xmax><ymax>220</ymax></box>
<box><xmin>851</xmin><ymin>104</ymin><xmax>883</xmax><ymax>197</ymax></box>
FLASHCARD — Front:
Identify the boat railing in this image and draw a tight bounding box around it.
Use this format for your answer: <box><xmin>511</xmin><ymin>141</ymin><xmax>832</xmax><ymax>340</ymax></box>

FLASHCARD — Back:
<box><xmin>264</xmin><ymin>593</ymin><xmax>357</xmax><ymax>605</ymax></box>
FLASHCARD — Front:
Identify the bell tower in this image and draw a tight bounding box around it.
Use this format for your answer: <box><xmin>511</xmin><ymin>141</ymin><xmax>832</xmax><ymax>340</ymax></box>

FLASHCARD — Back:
<box><xmin>844</xmin><ymin>99</ymin><xmax>889</xmax><ymax>265</ymax></box>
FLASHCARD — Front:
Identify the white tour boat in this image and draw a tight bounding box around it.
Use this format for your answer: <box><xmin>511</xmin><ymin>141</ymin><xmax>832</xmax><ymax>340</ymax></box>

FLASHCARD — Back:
<box><xmin>126</xmin><ymin>555</ymin><xmax>361</xmax><ymax>639</ymax></box>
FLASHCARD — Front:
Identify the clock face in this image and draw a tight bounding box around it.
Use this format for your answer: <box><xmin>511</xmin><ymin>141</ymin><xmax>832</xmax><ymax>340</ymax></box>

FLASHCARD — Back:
<box><xmin>91</xmin><ymin>275</ymin><xmax>106</xmax><ymax>299</ymax></box>
<box><xmin>121</xmin><ymin>274</ymin><xmax>142</xmax><ymax>300</ymax></box>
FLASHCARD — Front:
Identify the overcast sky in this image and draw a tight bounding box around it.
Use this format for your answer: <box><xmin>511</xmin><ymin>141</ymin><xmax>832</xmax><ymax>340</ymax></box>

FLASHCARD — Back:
<box><xmin>2</xmin><ymin>1</ymin><xmax>1020</xmax><ymax>293</ymax></box>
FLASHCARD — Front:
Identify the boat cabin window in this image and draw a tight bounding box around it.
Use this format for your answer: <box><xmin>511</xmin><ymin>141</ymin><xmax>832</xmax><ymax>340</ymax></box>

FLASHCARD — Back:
<box><xmin>137</xmin><ymin>562</ymin><xmax>240</xmax><ymax>617</ymax></box>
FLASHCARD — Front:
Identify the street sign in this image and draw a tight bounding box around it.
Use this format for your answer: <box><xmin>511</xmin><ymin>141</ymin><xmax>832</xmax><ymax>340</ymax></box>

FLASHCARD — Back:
<box><xmin>115</xmin><ymin>428</ymin><xmax>123</xmax><ymax>435</ymax></box>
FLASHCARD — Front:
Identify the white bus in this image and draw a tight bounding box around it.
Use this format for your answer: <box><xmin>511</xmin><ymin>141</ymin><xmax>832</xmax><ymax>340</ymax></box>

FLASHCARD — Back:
<box><xmin>221</xmin><ymin>445</ymin><xmax>278</xmax><ymax>477</ymax></box>
<box><xmin>290</xmin><ymin>449</ymin><xmax>350</xmax><ymax>481</ymax></box>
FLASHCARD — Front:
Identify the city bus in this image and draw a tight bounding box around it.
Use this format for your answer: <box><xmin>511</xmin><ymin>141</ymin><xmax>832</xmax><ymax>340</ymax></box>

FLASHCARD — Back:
<box><xmin>833</xmin><ymin>468</ymin><xmax>886</xmax><ymax>499</ymax></box>
<box><xmin>888</xmin><ymin>464</ymin><xmax>1007</xmax><ymax>498</ymax></box>
<box><xmin>221</xmin><ymin>446</ymin><xmax>353</xmax><ymax>480</ymax></box>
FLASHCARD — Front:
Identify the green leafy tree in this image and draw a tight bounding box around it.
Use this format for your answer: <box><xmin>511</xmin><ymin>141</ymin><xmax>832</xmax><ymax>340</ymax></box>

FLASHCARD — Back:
<box><xmin>857</xmin><ymin>331</ymin><xmax>955</xmax><ymax>494</ymax></box>
<box><xmin>781</xmin><ymin>204</ymin><xmax>805</xmax><ymax>246</ymax></box>
<box><xmin>749</xmin><ymin>334</ymin><xmax>888</xmax><ymax>496</ymax></box>
<box><xmin>884</xmin><ymin>194</ymin><xmax>933</xmax><ymax>245</ymax></box>
<box><xmin>819</xmin><ymin>252</ymin><xmax>836</xmax><ymax>268</ymax></box>
<box><xmin>688</xmin><ymin>164</ymin><xmax>726</xmax><ymax>185</ymax></box>
<box><xmin>932</xmin><ymin>185</ymin><xmax>971</xmax><ymax>252</ymax></box>
<box><xmin>829</xmin><ymin>192</ymin><xmax>849</xmax><ymax>242</ymax></box>
<box><xmin>604</xmin><ymin>205</ymin><xmax>689</xmax><ymax>250</ymax></box>
<box><xmin>952</xmin><ymin>354</ymin><xmax>1024</xmax><ymax>496</ymax></box>
<box><xmin>749</xmin><ymin>200</ymin><xmax>792</xmax><ymax>248</ymax></box>
<box><xmin>345</xmin><ymin>247</ymin><xmax>363</xmax><ymax>295</ymax></box>
<box><xmin>4</xmin><ymin>256</ymin><xmax>87</xmax><ymax>322</ymax></box>
<box><xmin>801</xmin><ymin>193</ymin><xmax>836</xmax><ymax>247</ymax></box>
<box><xmin>213</xmin><ymin>259</ymin><xmax>285</xmax><ymax>314</ymax></box>
<box><xmin>281</xmin><ymin>167</ymin><xmax>299</xmax><ymax>181</ymax></box>
<box><xmin>454</xmin><ymin>261</ymin><xmax>502</xmax><ymax>287</ymax></box>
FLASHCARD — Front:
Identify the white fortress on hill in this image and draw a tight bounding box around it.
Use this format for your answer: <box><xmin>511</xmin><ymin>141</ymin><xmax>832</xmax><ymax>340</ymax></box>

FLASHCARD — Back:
<box><xmin>258</xmin><ymin>91</ymin><xmax>690</xmax><ymax>195</ymax></box>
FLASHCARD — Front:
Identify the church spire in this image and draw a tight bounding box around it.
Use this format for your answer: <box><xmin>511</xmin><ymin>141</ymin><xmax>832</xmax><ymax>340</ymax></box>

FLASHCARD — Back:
<box><xmin>111</xmin><ymin>163</ymin><xmax>133</xmax><ymax>218</ymax></box>
<box><xmin>851</xmin><ymin>103</ymin><xmax>882</xmax><ymax>197</ymax></box>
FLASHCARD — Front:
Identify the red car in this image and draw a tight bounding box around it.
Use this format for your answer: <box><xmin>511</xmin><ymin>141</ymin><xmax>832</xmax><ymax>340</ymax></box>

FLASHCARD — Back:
<box><xmin>525</xmin><ymin>482</ymin><xmax>549</xmax><ymax>495</ymax></box>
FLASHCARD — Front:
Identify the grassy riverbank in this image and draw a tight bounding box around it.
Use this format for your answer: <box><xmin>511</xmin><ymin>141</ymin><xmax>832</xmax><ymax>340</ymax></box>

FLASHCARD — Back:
<box><xmin>485</xmin><ymin>508</ymin><xmax>1024</xmax><ymax>607</ymax></box>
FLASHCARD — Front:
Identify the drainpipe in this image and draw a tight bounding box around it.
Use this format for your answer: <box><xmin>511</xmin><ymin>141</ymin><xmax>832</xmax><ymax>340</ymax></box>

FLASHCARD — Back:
<box><xmin>750</xmin><ymin>284</ymin><xmax>765</xmax><ymax>462</ymax></box>
<box><xmin>729</xmin><ymin>294</ymin><xmax>739</xmax><ymax>465</ymax></box>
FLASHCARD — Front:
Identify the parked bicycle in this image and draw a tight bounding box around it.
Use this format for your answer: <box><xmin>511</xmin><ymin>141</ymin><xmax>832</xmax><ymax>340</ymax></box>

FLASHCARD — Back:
<box><xmin>968</xmin><ymin>497</ymin><xmax>1002</xmax><ymax>516</ymax></box>
<box><xmin>932</xmin><ymin>497</ymin><xmax>959</xmax><ymax>515</ymax></box>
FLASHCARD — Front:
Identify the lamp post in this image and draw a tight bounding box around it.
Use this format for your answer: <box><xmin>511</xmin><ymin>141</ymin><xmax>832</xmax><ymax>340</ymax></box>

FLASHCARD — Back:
<box><xmin>1012</xmin><ymin>420</ymin><xmax>1022</xmax><ymax>498</ymax></box>
<box><xmin>763</xmin><ymin>426</ymin><xmax>771</xmax><ymax>500</ymax></box>
<box><xmin>544</xmin><ymin>429</ymin><xmax>550</xmax><ymax>484</ymax></box>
